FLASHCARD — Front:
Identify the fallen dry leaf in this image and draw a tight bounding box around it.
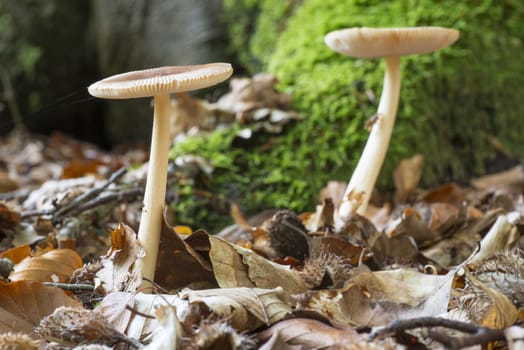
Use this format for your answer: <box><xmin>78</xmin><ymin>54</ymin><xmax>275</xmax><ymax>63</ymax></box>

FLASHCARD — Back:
<box><xmin>420</xmin><ymin>183</ymin><xmax>466</xmax><ymax>205</ymax></box>
<box><xmin>472</xmin><ymin>165</ymin><xmax>524</xmax><ymax>191</ymax></box>
<box><xmin>9</xmin><ymin>248</ymin><xmax>82</xmax><ymax>283</ymax></box>
<box><xmin>0</xmin><ymin>202</ymin><xmax>20</xmax><ymax>230</ymax></box>
<box><xmin>209</xmin><ymin>235</ymin><xmax>308</xmax><ymax>293</ymax></box>
<box><xmin>0</xmin><ymin>280</ymin><xmax>82</xmax><ymax>333</ymax></box>
<box><xmin>143</xmin><ymin>305</ymin><xmax>181</xmax><ymax>350</ymax></box>
<box><xmin>95</xmin><ymin>223</ymin><xmax>141</xmax><ymax>293</ymax></box>
<box><xmin>154</xmin><ymin>218</ymin><xmax>215</xmax><ymax>290</ymax></box>
<box><xmin>463</xmin><ymin>271</ymin><xmax>518</xmax><ymax>329</ymax></box>
<box><xmin>422</xmin><ymin>210</ymin><xmax>501</xmax><ymax>267</ymax></box>
<box><xmin>472</xmin><ymin>250</ymin><xmax>524</xmax><ymax>308</ymax></box>
<box><xmin>0</xmin><ymin>244</ymin><xmax>31</xmax><ymax>264</ymax></box>
<box><xmin>95</xmin><ymin>291</ymin><xmax>136</xmax><ymax>334</ymax></box>
<box><xmin>180</xmin><ymin>286</ymin><xmax>292</xmax><ymax>332</ymax></box>
<box><xmin>295</xmin><ymin>282</ymin><xmax>389</xmax><ymax>327</ymax></box>
<box><xmin>349</xmin><ymin>269</ymin><xmax>455</xmax><ymax>321</ymax></box>
<box><xmin>258</xmin><ymin>318</ymin><xmax>365</xmax><ymax>350</ymax></box>
<box><xmin>0</xmin><ymin>171</ymin><xmax>19</xmax><ymax>193</ymax></box>
<box><xmin>393</xmin><ymin>154</ymin><xmax>424</xmax><ymax>203</ymax></box>
<box><xmin>468</xmin><ymin>215</ymin><xmax>517</xmax><ymax>266</ymax></box>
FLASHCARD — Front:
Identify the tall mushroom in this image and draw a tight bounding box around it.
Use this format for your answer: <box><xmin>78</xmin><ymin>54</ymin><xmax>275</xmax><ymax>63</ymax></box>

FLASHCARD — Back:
<box><xmin>324</xmin><ymin>27</ymin><xmax>459</xmax><ymax>221</ymax></box>
<box><xmin>88</xmin><ymin>63</ymin><xmax>233</xmax><ymax>282</ymax></box>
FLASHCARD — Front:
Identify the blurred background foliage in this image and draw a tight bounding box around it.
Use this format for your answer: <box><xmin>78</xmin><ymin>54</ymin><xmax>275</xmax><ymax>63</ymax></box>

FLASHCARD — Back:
<box><xmin>0</xmin><ymin>0</ymin><xmax>522</xmax><ymax>232</ymax></box>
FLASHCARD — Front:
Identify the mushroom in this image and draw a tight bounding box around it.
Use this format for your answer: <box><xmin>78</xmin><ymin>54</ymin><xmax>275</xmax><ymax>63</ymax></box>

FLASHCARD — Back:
<box><xmin>324</xmin><ymin>27</ymin><xmax>459</xmax><ymax>221</ymax></box>
<box><xmin>88</xmin><ymin>63</ymin><xmax>233</xmax><ymax>282</ymax></box>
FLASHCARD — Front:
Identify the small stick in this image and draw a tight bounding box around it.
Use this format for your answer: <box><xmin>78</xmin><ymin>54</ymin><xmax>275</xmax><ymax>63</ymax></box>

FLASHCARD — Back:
<box><xmin>55</xmin><ymin>167</ymin><xmax>128</xmax><ymax>217</ymax></box>
<box><xmin>428</xmin><ymin>327</ymin><xmax>505</xmax><ymax>350</ymax></box>
<box><xmin>372</xmin><ymin>317</ymin><xmax>480</xmax><ymax>338</ymax></box>
<box><xmin>43</xmin><ymin>282</ymin><xmax>95</xmax><ymax>291</ymax></box>
<box><xmin>69</xmin><ymin>187</ymin><xmax>143</xmax><ymax>215</ymax></box>
<box><xmin>371</xmin><ymin>317</ymin><xmax>506</xmax><ymax>350</ymax></box>
<box><xmin>21</xmin><ymin>167</ymin><xmax>128</xmax><ymax>219</ymax></box>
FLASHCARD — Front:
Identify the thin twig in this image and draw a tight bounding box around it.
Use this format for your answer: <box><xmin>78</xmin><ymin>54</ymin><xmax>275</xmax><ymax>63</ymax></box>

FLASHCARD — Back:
<box><xmin>54</xmin><ymin>167</ymin><xmax>128</xmax><ymax>217</ymax></box>
<box><xmin>428</xmin><ymin>327</ymin><xmax>505</xmax><ymax>350</ymax></box>
<box><xmin>43</xmin><ymin>282</ymin><xmax>95</xmax><ymax>291</ymax></box>
<box><xmin>371</xmin><ymin>317</ymin><xmax>479</xmax><ymax>339</ymax></box>
<box><xmin>20</xmin><ymin>167</ymin><xmax>129</xmax><ymax>219</ymax></box>
<box><xmin>70</xmin><ymin>187</ymin><xmax>143</xmax><ymax>215</ymax></box>
<box><xmin>371</xmin><ymin>317</ymin><xmax>507</xmax><ymax>350</ymax></box>
<box><xmin>20</xmin><ymin>208</ymin><xmax>55</xmax><ymax>219</ymax></box>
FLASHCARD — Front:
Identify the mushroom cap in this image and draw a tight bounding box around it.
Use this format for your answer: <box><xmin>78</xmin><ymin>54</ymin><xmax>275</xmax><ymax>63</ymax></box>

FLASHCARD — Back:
<box><xmin>325</xmin><ymin>27</ymin><xmax>459</xmax><ymax>58</ymax></box>
<box><xmin>88</xmin><ymin>63</ymin><xmax>233</xmax><ymax>99</ymax></box>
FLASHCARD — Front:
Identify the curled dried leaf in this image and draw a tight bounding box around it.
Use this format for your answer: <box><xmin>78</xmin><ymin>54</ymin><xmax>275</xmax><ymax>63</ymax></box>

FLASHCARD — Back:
<box><xmin>209</xmin><ymin>236</ymin><xmax>308</xmax><ymax>293</ymax></box>
<box><xmin>258</xmin><ymin>318</ymin><xmax>364</xmax><ymax>349</ymax></box>
<box><xmin>9</xmin><ymin>248</ymin><xmax>83</xmax><ymax>283</ymax></box>
<box><xmin>180</xmin><ymin>287</ymin><xmax>292</xmax><ymax>332</ymax></box>
<box><xmin>96</xmin><ymin>223</ymin><xmax>141</xmax><ymax>293</ymax></box>
<box><xmin>0</xmin><ymin>280</ymin><xmax>81</xmax><ymax>333</ymax></box>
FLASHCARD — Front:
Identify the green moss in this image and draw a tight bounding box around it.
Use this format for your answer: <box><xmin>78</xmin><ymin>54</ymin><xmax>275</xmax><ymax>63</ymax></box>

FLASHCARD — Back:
<box><xmin>222</xmin><ymin>0</ymin><xmax>303</xmax><ymax>73</ymax></box>
<box><xmin>174</xmin><ymin>0</ymin><xmax>524</xmax><ymax>232</ymax></box>
<box><xmin>268</xmin><ymin>0</ymin><xmax>524</xmax><ymax>186</ymax></box>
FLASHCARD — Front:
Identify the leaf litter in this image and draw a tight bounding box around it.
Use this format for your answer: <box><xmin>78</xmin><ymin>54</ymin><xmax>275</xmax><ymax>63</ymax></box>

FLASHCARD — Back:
<box><xmin>0</xmin><ymin>76</ymin><xmax>523</xmax><ymax>349</ymax></box>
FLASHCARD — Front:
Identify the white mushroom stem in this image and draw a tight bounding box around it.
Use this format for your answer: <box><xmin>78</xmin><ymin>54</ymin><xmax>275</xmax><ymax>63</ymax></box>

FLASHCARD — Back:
<box><xmin>339</xmin><ymin>55</ymin><xmax>401</xmax><ymax>220</ymax></box>
<box><xmin>137</xmin><ymin>93</ymin><xmax>171</xmax><ymax>282</ymax></box>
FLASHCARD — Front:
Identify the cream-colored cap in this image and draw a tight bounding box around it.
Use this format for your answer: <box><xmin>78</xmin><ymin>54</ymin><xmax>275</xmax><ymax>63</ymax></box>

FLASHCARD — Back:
<box><xmin>88</xmin><ymin>63</ymin><xmax>233</xmax><ymax>99</ymax></box>
<box><xmin>325</xmin><ymin>27</ymin><xmax>459</xmax><ymax>58</ymax></box>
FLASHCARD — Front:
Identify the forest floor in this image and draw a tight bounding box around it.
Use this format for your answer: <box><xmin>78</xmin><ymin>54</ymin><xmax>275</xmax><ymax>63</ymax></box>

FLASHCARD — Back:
<box><xmin>0</xmin><ymin>123</ymin><xmax>523</xmax><ymax>349</ymax></box>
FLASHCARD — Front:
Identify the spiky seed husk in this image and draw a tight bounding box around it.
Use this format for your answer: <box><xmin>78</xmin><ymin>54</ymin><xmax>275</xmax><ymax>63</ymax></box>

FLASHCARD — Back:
<box><xmin>261</xmin><ymin>210</ymin><xmax>309</xmax><ymax>260</ymax></box>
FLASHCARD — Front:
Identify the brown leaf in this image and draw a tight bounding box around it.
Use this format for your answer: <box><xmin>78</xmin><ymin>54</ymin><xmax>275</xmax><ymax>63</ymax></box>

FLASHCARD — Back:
<box><xmin>9</xmin><ymin>248</ymin><xmax>83</xmax><ymax>283</ymax></box>
<box><xmin>0</xmin><ymin>202</ymin><xmax>20</xmax><ymax>230</ymax></box>
<box><xmin>427</xmin><ymin>202</ymin><xmax>462</xmax><ymax>234</ymax></box>
<box><xmin>180</xmin><ymin>287</ymin><xmax>292</xmax><ymax>332</ymax></box>
<box><xmin>393</xmin><ymin>154</ymin><xmax>424</xmax><ymax>203</ymax></box>
<box><xmin>311</xmin><ymin>235</ymin><xmax>365</xmax><ymax>266</ymax></box>
<box><xmin>465</xmin><ymin>272</ymin><xmax>518</xmax><ymax>329</ymax></box>
<box><xmin>370</xmin><ymin>234</ymin><xmax>420</xmax><ymax>268</ymax></box>
<box><xmin>258</xmin><ymin>318</ymin><xmax>364</xmax><ymax>350</ymax></box>
<box><xmin>0</xmin><ymin>171</ymin><xmax>19</xmax><ymax>193</ymax></box>
<box><xmin>155</xmin><ymin>219</ymin><xmax>216</xmax><ymax>290</ymax></box>
<box><xmin>351</xmin><ymin>269</ymin><xmax>451</xmax><ymax>306</ymax></box>
<box><xmin>61</xmin><ymin>158</ymin><xmax>105</xmax><ymax>179</ymax></box>
<box><xmin>420</xmin><ymin>183</ymin><xmax>466</xmax><ymax>205</ymax></box>
<box><xmin>0</xmin><ymin>244</ymin><xmax>31</xmax><ymax>264</ymax></box>
<box><xmin>95</xmin><ymin>223</ymin><xmax>141</xmax><ymax>293</ymax></box>
<box><xmin>422</xmin><ymin>210</ymin><xmax>500</xmax><ymax>267</ymax></box>
<box><xmin>295</xmin><ymin>282</ymin><xmax>389</xmax><ymax>327</ymax></box>
<box><xmin>0</xmin><ymin>280</ymin><xmax>82</xmax><ymax>333</ymax></box>
<box><xmin>209</xmin><ymin>236</ymin><xmax>308</xmax><ymax>294</ymax></box>
<box><xmin>230</xmin><ymin>202</ymin><xmax>252</xmax><ymax>230</ymax></box>
<box><xmin>472</xmin><ymin>165</ymin><xmax>524</xmax><ymax>191</ymax></box>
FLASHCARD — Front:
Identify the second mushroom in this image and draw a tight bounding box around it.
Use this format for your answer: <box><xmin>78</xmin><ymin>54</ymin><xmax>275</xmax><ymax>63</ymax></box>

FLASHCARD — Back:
<box><xmin>88</xmin><ymin>63</ymin><xmax>233</xmax><ymax>284</ymax></box>
<box><xmin>324</xmin><ymin>27</ymin><xmax>459</xmax><ymax>221</ymax></box>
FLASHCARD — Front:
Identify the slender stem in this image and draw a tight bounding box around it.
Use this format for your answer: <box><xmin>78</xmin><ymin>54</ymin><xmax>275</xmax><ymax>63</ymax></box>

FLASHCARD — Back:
<box><xmin>136</xmin><ymin>94</ymin><xmax>171</xmax><ymax>283</ymax></box>
<box><xmin>339</xmin><ymin>56</ymin><xmax>401</xmax><ymax>220</ymax></box>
